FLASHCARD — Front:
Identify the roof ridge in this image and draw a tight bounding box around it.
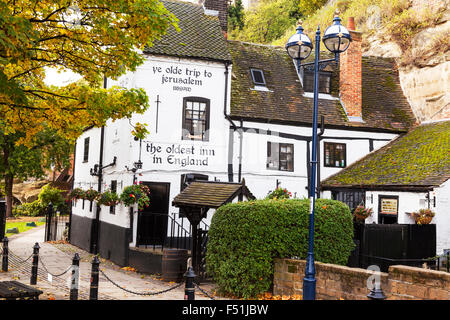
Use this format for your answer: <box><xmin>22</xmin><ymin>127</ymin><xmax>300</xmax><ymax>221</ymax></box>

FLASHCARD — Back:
<box><xmin>227</xmin><ymin>39</ymin><xmax>285</xmax><ymax>50</ymax></box>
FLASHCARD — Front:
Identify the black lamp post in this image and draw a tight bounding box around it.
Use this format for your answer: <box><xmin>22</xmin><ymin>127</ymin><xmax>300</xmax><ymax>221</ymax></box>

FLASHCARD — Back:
<box><xmin>285</xmin><ymin>12</ymin><xmax>351</xmax><ymax>300</ymax></box>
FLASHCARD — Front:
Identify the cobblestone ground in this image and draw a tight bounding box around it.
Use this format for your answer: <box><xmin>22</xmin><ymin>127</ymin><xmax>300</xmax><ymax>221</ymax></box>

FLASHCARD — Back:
<box><xmin>0</xmin><ymin>225</ymin><xmax>225</xmax><ymax>300</ymax></box>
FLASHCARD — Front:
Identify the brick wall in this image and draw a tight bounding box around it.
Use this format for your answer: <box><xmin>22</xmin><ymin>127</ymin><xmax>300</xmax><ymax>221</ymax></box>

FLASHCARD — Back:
<box><xmin>204</xmin><ymin>0</ymin><xmax>228</xmax><ymax>32</ymax></box>
<box><xmin>274</xmin><ymin>258</ymin><xmax>450</xmax><ymax>300</ymax></box>
<box><xmin>339</xmin><ymin>27</ymin><xmax>363</xmax><ymax>119</ymax></box>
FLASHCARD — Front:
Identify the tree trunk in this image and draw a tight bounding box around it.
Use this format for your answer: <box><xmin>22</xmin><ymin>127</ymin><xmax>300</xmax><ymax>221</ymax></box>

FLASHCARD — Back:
<box><xmin>4</xmin><ymin>174</ymin><xmax>13</xmax><ymax>218</ymax></box>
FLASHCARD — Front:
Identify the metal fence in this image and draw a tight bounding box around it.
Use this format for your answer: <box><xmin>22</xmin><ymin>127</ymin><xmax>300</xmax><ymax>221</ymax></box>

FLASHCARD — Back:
<box><xmin>1</xmin><ymin>237</ymin><xmax>215</xmax><ymax>300</ymax></box>
<box><xmin>44</xmin><ymin>203</ymin><xmax>70</xmax><ymax>242</ymax></box>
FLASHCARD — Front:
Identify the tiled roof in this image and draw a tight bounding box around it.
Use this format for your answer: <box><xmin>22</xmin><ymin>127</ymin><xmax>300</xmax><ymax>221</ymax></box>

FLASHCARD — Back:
<box><xmin>321</xmin><ymin>120</ymin><xmax>450</xmax><ymax>190</ymax></box>
<box><xmin>143</xmin><ymin>0</ymin><xmax>231</xmax><ymax>62</ymax></box>
<box><xmin>227</xmin><ymin>40</ymin><xmax>416</xmax><ymax>132</ymax></box>
<box><xmin>172</xmin><ymin>181</ymin><xmax>255</xmax><ymax>208</ymax></box>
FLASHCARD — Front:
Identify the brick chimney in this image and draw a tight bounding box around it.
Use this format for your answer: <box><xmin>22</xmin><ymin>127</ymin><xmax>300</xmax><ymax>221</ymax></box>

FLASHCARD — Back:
<box><xmin>201</xmin><ymin>0</ymin><xmax>229</xmax><ymax>34</ymax></box>
<box><xmin>339</xmin><ymin>17</ymin><xmax>363</xmax><ymax>121</ymax></box>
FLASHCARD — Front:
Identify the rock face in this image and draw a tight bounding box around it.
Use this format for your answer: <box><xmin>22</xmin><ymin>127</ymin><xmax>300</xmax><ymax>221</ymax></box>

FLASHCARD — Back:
<box><xmin>399</xmin><ymin>61</ymin><xmax>450</xmax><ymax>122</ymax></box>
<box><xmin>362</xmin><ymin>1</ymin><xmax>450</xmax><ymax>123</ymax></box>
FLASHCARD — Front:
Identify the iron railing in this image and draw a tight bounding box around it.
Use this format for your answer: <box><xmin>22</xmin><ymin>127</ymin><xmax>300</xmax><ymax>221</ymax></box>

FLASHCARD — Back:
<box><xmin>360</xmin><ymin>252</ymin><xmax>450</xmax><ymax>273</ymax></box>
<box><xmin>137</xmin><ymin>212</ymin><xmax>209</xmax><ymax>252</ymax></box>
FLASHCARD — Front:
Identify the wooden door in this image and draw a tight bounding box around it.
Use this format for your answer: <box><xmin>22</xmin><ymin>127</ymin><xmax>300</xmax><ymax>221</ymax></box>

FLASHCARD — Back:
<box><xmin>136</xmin><ymin>182</ymin><xmax>170</xmax><ymax>246</ymax></box>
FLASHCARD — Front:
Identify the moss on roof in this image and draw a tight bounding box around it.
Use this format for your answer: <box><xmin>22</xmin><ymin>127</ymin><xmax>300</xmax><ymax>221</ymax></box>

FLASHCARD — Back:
<box><xmin>227</xmin><ymin>40</ymin><xmax>416</xmax><ymax>131</ymax></box>
<box><xmin>322</xmin><ymin>120</ymin><xmax>450</xmax><ymax>188</ymax></box>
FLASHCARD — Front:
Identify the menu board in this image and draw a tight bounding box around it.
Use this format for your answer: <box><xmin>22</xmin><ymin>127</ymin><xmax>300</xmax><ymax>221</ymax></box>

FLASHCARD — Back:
<box><xmin>380</xmin><ymin>198</ymin><xmax>398</xmax><ymax>215</ymax></box>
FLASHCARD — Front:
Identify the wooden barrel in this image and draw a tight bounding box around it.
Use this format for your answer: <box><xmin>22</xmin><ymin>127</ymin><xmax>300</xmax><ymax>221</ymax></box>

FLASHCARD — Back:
<box><xmin>161</xmin><ymin>248</ymin><xmax>189</xmax><ymax>282</ymax></box>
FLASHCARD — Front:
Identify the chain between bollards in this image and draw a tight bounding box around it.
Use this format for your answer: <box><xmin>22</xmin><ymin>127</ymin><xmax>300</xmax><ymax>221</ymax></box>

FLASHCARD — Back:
<box><xmin>30</xmin><ymin>242</ymin><xmax>40</xmax><ymax>285</ymax></box>
<box><xmin>70</xmin><ymin>253</ymin><xmax>80</xmax><ymax>300</ymax></box>
<box><xmin>184</xmin><ymin>266</ymin><xmax>196</xmax><ymax>300</ymax></box>
<box><xmin>89</xmin><ymin>255</ymin><xmax>100</xmax><ymax>300</ymax></box>
<box><xmin>2</xmin><ymin>237</ymin><xmax>8</xmax><ymax>272</ymax></box>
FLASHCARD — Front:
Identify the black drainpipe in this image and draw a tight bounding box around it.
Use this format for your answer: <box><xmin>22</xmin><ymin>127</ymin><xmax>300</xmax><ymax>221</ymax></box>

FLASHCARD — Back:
<box><xmin>68</xmin><ymin>141</ymin><xmax>76</xmax><ymax>242</ymax></box>
<box><xmin>224</xmin><ymin>62</ymin><xmax>237</xmax><ymax>182</ymax></box>
<box><xmin>238</xmin><ymin>119</ymin><xmax>243</xmax><ymax>182</ymax></box>
<box><xmin>91</xmin><ymin>76</ymin><xmax>107</xmax><ymax>254</ymax></box>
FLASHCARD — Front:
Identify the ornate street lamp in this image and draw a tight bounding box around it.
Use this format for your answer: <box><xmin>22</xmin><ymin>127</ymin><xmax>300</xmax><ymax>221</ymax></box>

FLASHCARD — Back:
<box><xmin>285</xmin><ymin>11</ymin><xmax>351</xmax><ymax>300</ymax></box>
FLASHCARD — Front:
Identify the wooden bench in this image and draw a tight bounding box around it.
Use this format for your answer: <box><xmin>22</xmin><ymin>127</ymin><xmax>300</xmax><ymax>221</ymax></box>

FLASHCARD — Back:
<box><xmin>0</xmin><ymin>281</ymin><xmax>43</xmax><ymax>300</ymax></box>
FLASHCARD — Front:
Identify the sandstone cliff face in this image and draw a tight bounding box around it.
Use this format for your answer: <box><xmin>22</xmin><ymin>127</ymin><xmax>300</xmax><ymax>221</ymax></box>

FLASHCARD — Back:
<box><xmin>362</xmin><ymin>0</ymin><xmax>449</xmax><ymax>123</ymax></box>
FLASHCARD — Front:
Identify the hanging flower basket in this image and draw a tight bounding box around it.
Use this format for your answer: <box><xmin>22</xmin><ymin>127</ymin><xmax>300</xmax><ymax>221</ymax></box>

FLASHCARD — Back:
<box><xmin>412</xmin><ymin>209</ymin><xmax>435</xmax><ymax>225</ymax></box>
<box><xmin>84</xmin><ymin>188</ymin><xmax>100</xmax><ymax>202</ymax></box>
<box><xmin>266</xmin><ymin>187</ymin><xmax>292</xmax><ymax>200</ymax></box>
<box><xmin>353</xmin><ymin>205</ymin><xmax>373</xmax><ymax>222</ymax></box>
<box><xmin>119</xmin><ymin>183</ymin><xmax>150</xmax><ymax>210</ymax></box>
<box><xmin>97</xmin><ymin>190</ymin><xmax>120</xmax><ymax>206</ymax></box>
<box><xmin>67</xmin><ymin>188</ymin><xmax>86</xmax><ymax>201</ymax></box>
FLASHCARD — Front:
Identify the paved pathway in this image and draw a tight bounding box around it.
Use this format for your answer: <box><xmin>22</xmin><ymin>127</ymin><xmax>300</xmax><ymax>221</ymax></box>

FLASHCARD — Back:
<box><xmin>0</xmin><ymin>226</ymin><xmax>223</xmax><ymax>300</ymax></box>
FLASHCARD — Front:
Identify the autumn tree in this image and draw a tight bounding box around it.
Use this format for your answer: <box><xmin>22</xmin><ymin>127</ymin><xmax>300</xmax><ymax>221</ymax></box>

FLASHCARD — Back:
<box><xmin>229</xmin><ymin>0</ymin><xmax>300</xmax><ymax>44</ymax></box>
<box><xmin>0</xmin><ymin>0</ymin><xmax>178</xmax><ymax>142</ymax></box>
<box><xmin>0</xmin><ymin>123</ymin><xmax>73</xmax><ymax>217</ymax></box>
<box><xmin>0</xmin><ymin>0</ymin><xmax>178</xmax><ymax>217</ymax></box>
<box><xmin>228</xmin><ymin>0</ymin><xmax>245</xmax><ymax>32</ymax></box>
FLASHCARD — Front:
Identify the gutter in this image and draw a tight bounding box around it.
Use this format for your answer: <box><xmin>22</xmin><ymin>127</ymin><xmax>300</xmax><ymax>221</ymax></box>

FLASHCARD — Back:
<box><xmin>224</xmin><ymin>62</ymin><xmax>238</xmax><ymax>182</ymax></box>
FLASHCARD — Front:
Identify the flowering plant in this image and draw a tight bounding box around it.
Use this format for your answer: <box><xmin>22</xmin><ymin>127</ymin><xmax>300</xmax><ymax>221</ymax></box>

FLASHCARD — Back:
<box><xmin>411</xmin><ymin>209</ymin><xmax>435</xmax><ymax>225</ymax></box>
<box><xmin>97</xmin><ymin>190</ymin><xmax>120</xmax><ymax>206</ymax></box>
<box><xmin>266</xmin><ymin>188</ymin><xmax>292</xmax><ymax>200</ymax></box>
<box><xmin>84</xmin><ymin>188</ymin><xmax>100</xmax><ymax>202</ymax></box>
<box><xmin>119</xmin><ymin>183</ymin><xmax>150</xmax><ymax>210</ymax></box>
<box><xmin>67</xmin><ymin>188</ymin><xmax>86</xmax><ymax>201</ymax></box>
<box><xmin>353</xmin><ymin>205</ymin><xmax>373</xmax><ymax>221</ymax></box>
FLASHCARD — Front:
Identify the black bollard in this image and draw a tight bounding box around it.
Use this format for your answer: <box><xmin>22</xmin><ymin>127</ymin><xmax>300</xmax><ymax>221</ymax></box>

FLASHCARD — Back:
<box><xmin>30</xmin><ymin>242</ymin><xmax>40</xmax><ymax>285</ymax></box>
<box><xmin>89</xmin><ymin>255</ymin><xmax>100</xmax><ymax>300</ymax></box>
<box><xmin>70</xmin><ymin>253</ymin><xmax>80</xmax><ymax>300</ymax></box>
<box><xmin>184</xmin><ymin>266</ymin><xmax>196</xmax><ymax>300</ymax></box>
<box><xmin>2</xmin><ymin>237</ymin><xmax>8</xmax><ymax>272</ymax></box>
<box><xmin>367</xmin><ymin>279</ymin><xmax>387</xmax><ymax>300</ymax></box>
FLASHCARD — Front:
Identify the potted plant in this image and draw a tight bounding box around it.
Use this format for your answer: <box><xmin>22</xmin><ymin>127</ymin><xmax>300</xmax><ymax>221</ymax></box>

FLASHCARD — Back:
<box><xmin>67</xmin><ymin>188</ymin><xmax>86</xmax><ymax>201</ymax></box>
<box><xmin>266</xmin><ymin>187</ymin><xmax>292</xmax><ymax>200</ymax></box>
<box><xmin>353</xmin><ymin>205</ymin><xmax>373</xmax><ymax>222</ymax></box>
<box><xmin>119</xmin><ymin>182</ymin><xmax>150</xmax><ymax>210</ymax></box>
<box><xmin>84</xmin><ymin>188</ymin><xmax>100</xmax><ymax>202</ymax></box>
<box><xmin>97</xmin><ymin>190</ymin><xmax>120</xmax><ymax>206</ymax></box>
<box><xmin>411</xmin><ymin>208</ymin><xmax>435</xmax><ymax>225</ymax></box>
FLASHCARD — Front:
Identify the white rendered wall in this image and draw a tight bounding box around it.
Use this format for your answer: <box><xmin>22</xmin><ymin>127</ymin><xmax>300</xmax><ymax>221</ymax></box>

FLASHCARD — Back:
<box><xmin>235</xmin><ymin>121</ymin><xmax>397</xmax><ymax>200</ymax></box>
<box><xmin>72</xmin><ymin>127</ymin><xmax>102</xmax><ymax>220</ymax></box>
<box><xmin>434</xmin><ymin>180</ymin><xmax>450</xmax><ymax>254</ymax></box>
<box><xmin>73</xmin><ymin>54</ymin><xmax>232</xmax><ymax>243</ymax></box>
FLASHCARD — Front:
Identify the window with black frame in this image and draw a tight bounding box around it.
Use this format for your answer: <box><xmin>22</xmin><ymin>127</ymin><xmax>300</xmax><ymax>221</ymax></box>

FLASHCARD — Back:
<box><xmin>324</xmin><ymin>142</ymin><xmax>346</xmax><ymax>168</ymax></box>
<box><xmin>267</xmin><ymin>142</ymin><xmax>294</xmax><ymax>172</ymax></box>
<box><xmin>83</xmin><ymin>137</ymin><xmax>90</xmax><ymax>162</ymax></box>
<box><xmin>182</xmin><ymin>97</ymin><xmax>210</xmax><ymax>141</ymax></box>
<box><xmin>302</xmin><ymin>69</ymin><xmax>332</xmax><ymax>94</ymax></box>
<box><xmin>110</xmin><ymin>180</ymin><xmax>117</xmax><ymax>214</ymax></box>
<box><xmin>332</xmin><ymin>190</ymin><xmax>365</xmax><ymax>213</ymax></box>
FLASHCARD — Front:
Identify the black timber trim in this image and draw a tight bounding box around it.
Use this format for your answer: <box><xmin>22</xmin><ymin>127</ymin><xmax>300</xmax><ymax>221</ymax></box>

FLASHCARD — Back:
<box><xmin>232</xmin><ymin>116</ymin><xmax>408</xmax><ymax>134</ymax></box>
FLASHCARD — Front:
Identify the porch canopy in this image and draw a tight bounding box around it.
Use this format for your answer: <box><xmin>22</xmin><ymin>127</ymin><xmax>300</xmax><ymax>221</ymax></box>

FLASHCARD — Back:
<box><xmin>172</xmin><ymin>179</ymin><xmax>255</xmax><ymax>224</ymax></box>
<box><xmin>172</xmin><ymin>179</ymin><xmax>255</xmax><ymax>277</ymax></box>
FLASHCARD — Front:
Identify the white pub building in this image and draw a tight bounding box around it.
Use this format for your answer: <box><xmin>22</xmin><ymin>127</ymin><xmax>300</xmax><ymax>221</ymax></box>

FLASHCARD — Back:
<box><xmin>70</xmin><ymin>0</ymin><xmax>419</xmax><ymax>269</ymax></box>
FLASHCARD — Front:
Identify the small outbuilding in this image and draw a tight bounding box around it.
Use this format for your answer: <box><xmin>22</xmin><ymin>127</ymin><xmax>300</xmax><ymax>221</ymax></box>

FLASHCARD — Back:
<box><xmin>321</xmin><ymin>120</ymin><xmax>450</xmax><ymax>255</ymax></box>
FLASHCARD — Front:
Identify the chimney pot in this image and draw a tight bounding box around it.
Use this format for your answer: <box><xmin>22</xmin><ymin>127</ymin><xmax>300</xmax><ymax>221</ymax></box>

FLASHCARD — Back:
<box><xmin>347</xmin><ymin>17</ymin><xmax>355</xmax><ymax>31</ymax></box>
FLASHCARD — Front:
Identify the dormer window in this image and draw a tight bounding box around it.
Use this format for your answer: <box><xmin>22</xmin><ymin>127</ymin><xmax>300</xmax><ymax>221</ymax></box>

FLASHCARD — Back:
<box><xmin>250</xmin><ymin>68</ymin><xmax>266</xmax><ymax>86</ymax></box>
<box><xmin>301</xmin><ymin>69</ymin><xmax>332</xmax><ymax>94</ymax></box>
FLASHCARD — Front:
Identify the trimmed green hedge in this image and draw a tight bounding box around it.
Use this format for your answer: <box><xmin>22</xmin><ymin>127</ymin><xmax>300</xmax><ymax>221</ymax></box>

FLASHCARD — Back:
<box><xmin>206</xmin><ymin>198</ymin><xmax>354</xmax><ymax>298</ymax></box>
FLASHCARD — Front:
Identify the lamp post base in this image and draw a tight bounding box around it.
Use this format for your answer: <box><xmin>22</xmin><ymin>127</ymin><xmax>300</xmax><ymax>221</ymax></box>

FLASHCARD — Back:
<box><xmin>303</xmin><ymin>277</ymin><xmax>316</xmax><ymax>300</ymax></box>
